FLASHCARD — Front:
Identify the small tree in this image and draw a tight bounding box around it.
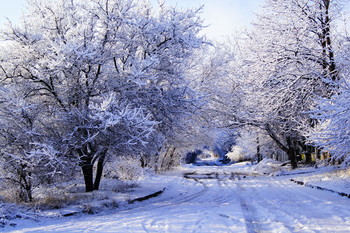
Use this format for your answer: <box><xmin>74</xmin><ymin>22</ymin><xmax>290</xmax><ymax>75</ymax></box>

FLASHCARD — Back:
<box><xmin>0</xmin><ymin>89</ymin><xmax>68</xmax><ymax>202</ymax></box>
<box><xmin>62</xmin><ymin>93</ymin><xmax>157</xmax><ymax>191</ymax></box>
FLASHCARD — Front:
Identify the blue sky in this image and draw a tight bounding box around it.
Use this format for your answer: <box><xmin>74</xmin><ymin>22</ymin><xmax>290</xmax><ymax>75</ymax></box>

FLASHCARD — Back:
<box><xmin>150</xmin><ymin>0</ymin><xmax>262</xmax><ymax>40</ymax></box>
<box><xmin>1</xmin><ymin>0</ymin><xmax>349</xmax><ymax>41</ymax></box>
<box><xmin>0</xmin><ymin>0</ymin><xmax>27</xmax><ymax>25</ymax></box>
<box><xmin>0</xmin><ymin>0</ymin><xmax>350</xmax><ymax>40</ymax></box>
<box><xmin>0</xmin><ymin>0</ymin><xmax>261</xmax><ymax>41</ymax></box>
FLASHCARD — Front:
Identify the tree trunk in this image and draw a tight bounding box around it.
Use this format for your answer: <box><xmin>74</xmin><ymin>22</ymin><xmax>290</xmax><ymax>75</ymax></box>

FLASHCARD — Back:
<box><xmin>323</xmin><ymin>0</ymin><xmax>337</xmax><ymax>82</ymax></box>
<box><xmin>256</xmin><ymin>137</ymin><xmax>262</xmax><ymax>162</ymax></box>
<box><xmin>298</xmin><ymin>140</ymin><xmax>315</xmax><ymax>164</ymax></box>
<box><xmin>168</xmin><ymin>148</ymin><xmax>177</xmax><ymax>169</ymax></box>
<box><xmin>265</xmin><ymin>124</ymin><xmax>297</xmax><ymax>167</ymax></box>
<box><xmin>304</xmin><ymin>152</ymin><xmax>311</xmax><ymax>164</ymax></box>
<box><xmin>287</xmin><ymin>148</ymin><xmax>298</xmax><ymax>169</ymax></box>
<box><xmin>286</xmin><ymin>137</ymin><xmax>297</xmax><ymax>169</ymax></box>
<box><xmin>77</xmin><ymin>142</ymin><xmax>98</xmax><ymax>192</ymax></box>
<box><xmin>158</xmin><ymin>147</ymin><xmax>176</xmax><ymax>172</ymax></box>
<box><xmin>94</xmin><ymin>149</ymin><xmax>108</xmax><ymax>190</ymax></box>
<box><xmin>18</xmin><ymin>165</ymin><xmax>33</xmax><ymax>202</ymax></box>
<box><xmin>82</xmin><ymin>163</ymin><xmax>94</xmax><ymax>192</ymax></box>
<box><xmin>159</xmin><ymin>147</ymin><xmax>170</xmax><ymax>172</ymax></box>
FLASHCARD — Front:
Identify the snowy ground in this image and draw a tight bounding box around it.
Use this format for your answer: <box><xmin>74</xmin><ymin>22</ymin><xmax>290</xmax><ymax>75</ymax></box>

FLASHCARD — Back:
<box><xmin>2</xmin><ymin>160</ymin><xmax>350</xmax><ymax>233</ymax></box>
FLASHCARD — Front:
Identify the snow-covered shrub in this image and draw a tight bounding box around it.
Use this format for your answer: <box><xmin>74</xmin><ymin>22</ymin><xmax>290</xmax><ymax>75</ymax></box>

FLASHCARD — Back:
<box><xmin>33</xmin><ymin>190</ymin><xmax>81</xmax><ymax>210</ymax></box>
<box><xmin>0</xmin><ymin>203</ymin><xmax>37</xmax><ymax>227</ymax></box>
<box><xmin>252</xmin><ymin>158</ymin><xmax>285</xmax><ymax>175</ymax></box>
<box><xmin>111</xmin><ymin>182</ymin><xmax>139</xmax><ymax>193</ymax></box>
<box><xmin>226</xmin><ymin>146</ymin><xmax>252</xmax><ymax>162</ymax></box>
<box><xmin>105</xmin><ymin>156</ymin><xmax>144</xmax><ymax>181</ymax></box>
<box><xmin>0</xmin><ymin>179</ymin><xmax>17</xmax><ymax>203</ymax></box>
<box><xmin>0</xmin><ymin>89</ymin><xmax>74</xmax><ymax>202</ymax></box>
<box><xmin>230</xmin><ymin>127</ymin><xmax>288</xmax><ymax>162</ymax></box>
<box><xmin>0</xmin><ymin>142</ymin><xmax>70</xmax><ymax>203</ymax></box>
<box><xmin>32</xmin><ymin>180</ymin><xmax>123</xmax><ymax>211</ymax></box>
<box><xmin>233</xmin><ymin>129</ymin><xmax>261</xmax><ymax>161</ymax></box>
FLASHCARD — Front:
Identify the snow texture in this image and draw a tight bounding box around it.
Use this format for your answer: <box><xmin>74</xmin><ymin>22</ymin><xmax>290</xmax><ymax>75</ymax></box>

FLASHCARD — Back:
<box><xmin>3</xmin><ymin>160</ymin><xmax>350</xmax><ymax>233</ymax></box>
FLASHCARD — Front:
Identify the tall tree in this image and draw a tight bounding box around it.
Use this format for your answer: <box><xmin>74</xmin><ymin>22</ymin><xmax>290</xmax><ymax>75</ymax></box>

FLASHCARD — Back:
<box><xmin>0</xmin><ymin>0</ymin><xmax>204</xmax><ymax>192</ymax></box>
<box><xmin>237</xmin><ymin>0</ymin><xmax>341</xmax><ymax>168</ymax></box>
<box><xmin>308</xmin><ymin>33</ymin><xmax>350</xmax><ymax>165</ymax></box>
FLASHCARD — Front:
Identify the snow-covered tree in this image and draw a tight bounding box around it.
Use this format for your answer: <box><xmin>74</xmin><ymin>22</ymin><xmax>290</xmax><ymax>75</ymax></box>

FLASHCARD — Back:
<box><xmin>308</xmin><ymin>84</ymin><xmax>350</xmax><ymax>165</ymax></box>
<box><xmin>236</xmin><ymin>0</ymin><xmax>342</xmax><ymax>168</ymax></box>
<box><xmin>0</xmin><ymin>0</ymin><xmax>204</xmax><ymax>192</ymax></box>
<box><xmin>189</xmin><ymin>41</ymin><xmax>242</xmax><ymax>129</ymax></box>
<box><xmin>117</xmin><ymin>3</ymin><xmax>207</xmax><ymax>171</ymax></box>
<box><xmin>0</xmin><ymin>88</ymin><xmax>69</xmax><ymax>202</ymax></box>
<box><xmin>178</xmin><ymin>41</ymin><xmax>241</xmax><ymax>162</ymax></box>
<box><xmin>62</xmin><ymin>93</ymin><xmax>158</xmax><ymax>191</ymax></box>
<box><xmin>308</xmin><ymin>34</ymin><xmax>350</xmax><ymax>165</ymax></box>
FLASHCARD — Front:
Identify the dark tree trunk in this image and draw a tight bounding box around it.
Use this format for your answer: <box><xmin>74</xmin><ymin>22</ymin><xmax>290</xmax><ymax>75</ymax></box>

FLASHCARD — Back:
<box><xmin>305</xmin><ymin>152</ymin><xmax>312</xmax><ymax>164</ymax></box>
<box><xmin>77</xmin><ymin>142</ymin><xmax>99</xmax><ymax>192</ymax></box>
<box><xmin>140</xmin><ymin>156</ymin><xmax>146</xmax><ymax>168</ymax></box>
<box><xmin>82</xmin><ymin>163</ymin><xmax>94</xmax><ymax>192</ymax></box>
<box><xmin>286</xmin><ymin>137</ymin><xmax>298</xmax><ymax>169</ymax></box>
<box><xmin>168</xmin><ymin>148</ymin><xmax>176</xmax><ymax>169</ymax></box>
<box><xmin>265</xmin><ymin>124</ymin><xmax>298</xmax><ymax>168</ymax></box>
<box><xmin>26</xmin><ymin>172</ymin><xmax>33</xmax><ymax>202</ymax></box>
<box><xmin>256</xmin><ymin>137</ymin><xmax>262</xmax><ymax>162</ymax></box>
<box><xmin>140</xmin><ymin>154</ymin><xmax>152</xmax><ymax>168</ymax></box>
<box><xmin>19</xmin><ymin>168</ymin><xmax>33</xmax><ymax>202</ymax></box>
<box><xmin>298</xmin><ymin>140</ymin><xmax>315</xmax><ymax>164</ymax></box>
<box><xmin>159</xmin><ymin>147</ymin><xmax>170</xmax><ymax>172</ymax></box>
<box><xmin>323</xmin><ymin>0</ymin><xmax>337</xmax><ymax>81</ymax></box>
<box><xmin>158</xmin><ymin>147</ymin><xmax>176</xmax><ymax>172</ymax></box>
<box><xmin>94</xmin><ymin>149</ymin><xmax>108</xmax><ymax>190</ymax></box>
<box><xmin>287</xmin><ymin>149</ymin><xmax>298</xmax><ymax>169</ymax></box>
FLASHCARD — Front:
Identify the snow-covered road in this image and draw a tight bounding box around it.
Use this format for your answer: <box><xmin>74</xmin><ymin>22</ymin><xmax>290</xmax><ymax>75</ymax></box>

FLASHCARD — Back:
<box><xmin>5</xmin><ymin>168</ymin><xmax>350</xmax><ymax>233</ymax></box>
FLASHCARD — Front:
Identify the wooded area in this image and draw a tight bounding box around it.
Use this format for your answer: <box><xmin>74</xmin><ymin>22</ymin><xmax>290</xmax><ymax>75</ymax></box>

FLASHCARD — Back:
<box><xmin>0</xmin><ymin>0</ymin><xmax>349</xmax><ymax>204</ymax></box>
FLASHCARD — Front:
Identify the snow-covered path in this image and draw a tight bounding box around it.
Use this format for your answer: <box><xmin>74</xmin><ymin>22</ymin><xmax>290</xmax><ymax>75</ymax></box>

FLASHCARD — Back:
<box><xmin>5</xmin><ymin>169</ymin><xmax>350</xmax><ymax>233</ymax></box>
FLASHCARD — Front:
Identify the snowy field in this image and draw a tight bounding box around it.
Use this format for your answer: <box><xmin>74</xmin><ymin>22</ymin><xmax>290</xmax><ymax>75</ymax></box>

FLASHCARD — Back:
<box><xmin>2</xmin><ymin>160</ymin><xmax>350</xmax><ymax>233</ymax></box>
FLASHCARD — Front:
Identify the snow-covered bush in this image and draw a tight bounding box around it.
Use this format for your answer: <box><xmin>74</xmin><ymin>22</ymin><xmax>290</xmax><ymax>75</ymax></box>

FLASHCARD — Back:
<box><xmin>226</xmin><ymin>146</ymin><xmax>249</xmax><ymax>162</ymax></box>
<box><xmin>0</xmin><ymin>203</ymin><xmax>37</xmax><ymax>227</ymax></box>
<box><xmin>0</xmin><ymin>89</ymin><xmax>72</xmax><ymax>202</ymax></box>
<box><xmin>230</xmin><ymin>127</ymin><xmax>289</xmax><ymax>163</ymax></box>
<box><xmin>252</xmin><ymin>158</ymin><xmax>285</xmax><ymax>175</ymax></box>
<box><xmin>105</xmin><ymin>156</ymin><xmax>144</xmax><ymax>181</ymax></box>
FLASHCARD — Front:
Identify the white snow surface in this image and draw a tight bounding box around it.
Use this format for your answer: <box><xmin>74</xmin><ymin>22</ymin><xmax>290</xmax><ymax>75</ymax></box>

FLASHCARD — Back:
<box><xmin>3</xmin><ymin>160</ymin><xmax>350</xmax><ymax>233</ymax></box>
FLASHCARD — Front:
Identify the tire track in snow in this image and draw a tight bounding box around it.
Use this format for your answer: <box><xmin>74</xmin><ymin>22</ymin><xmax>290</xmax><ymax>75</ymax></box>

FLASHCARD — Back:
<box><xmin>78</xmin><ymin>177</ymin><xmax>210</xmax><ymax>233</ymax></box>
<box><xmin>238</xmin><ymin>177</ymin><xmax>350</xmax><ymax>232</ymax></box>
<box><xmin>222</xmin><ymin>176</ymin><xmax>261</xmax><ymax>233</ymax></box>
<box><xmin>183</xmin><ymin>173</ymin><xmax>251</xmax><ymax>232</ymax></box>
<box><xmin>236</xmin><ymin>175</ymin><xmax>259</xmax><ymax>233</ymax></box>
<box><xmin>138</xmin><ymin>177</ymin><xmax>210</xmax><ymax>232</ymax></box>
<box><xmin>221</xmin><ymin>175</ymin><xmax>294</xmax><ymax>233</ymax></box>
<box><xmin>235</xmin><ymin>180</ymin><xmax>293</xmax><ymax>233</ymax></box>
<box><xmin>191</xmin><ymin>173</ymin><xmax>262</xmax><ymax>233</ymax></box>
<box><xmin>14</xmin><ymin>171</ymin><xmax>350</xmax><ymax>233</ymax></box>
